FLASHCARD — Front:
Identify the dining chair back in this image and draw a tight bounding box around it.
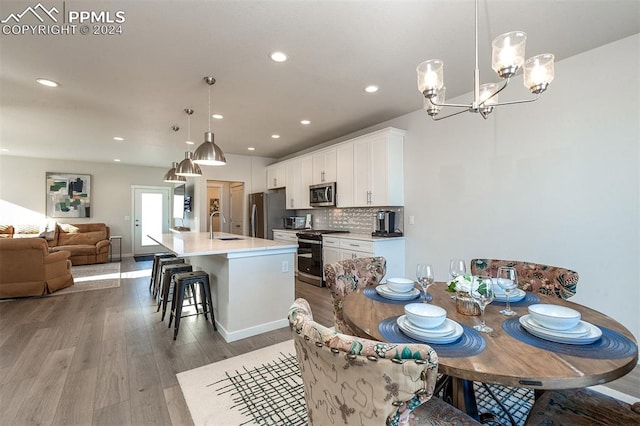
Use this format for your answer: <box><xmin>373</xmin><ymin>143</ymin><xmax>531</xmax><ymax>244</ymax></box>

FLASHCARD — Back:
<box><xmin>324</xmin><ymin>256</ymin><xmax>386</xmax><ymax>334</ymax></box>
<box><xmin>470</xmin><ymin>259</ymin><xmax>579</xmax><ymax>299</ymax></box>
<box><xmin>288</xmin><ymin>298</ymin><xmax>479</xmax><ymax>425</ymax></box>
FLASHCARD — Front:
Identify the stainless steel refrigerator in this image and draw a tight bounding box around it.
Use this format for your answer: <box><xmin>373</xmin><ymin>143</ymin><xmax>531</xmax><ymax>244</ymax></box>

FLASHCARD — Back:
<box><xmin>248</xmin><ymin>190</ymin><xmax>287</xmax><ymax>239</ymax></box>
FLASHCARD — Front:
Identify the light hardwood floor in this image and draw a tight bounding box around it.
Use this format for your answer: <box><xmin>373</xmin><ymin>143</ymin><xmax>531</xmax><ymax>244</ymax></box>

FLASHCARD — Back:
<box><xmin>0</xmin><ymin>258</ymin><xmax>637</xmax><ymax>425</ymax></box>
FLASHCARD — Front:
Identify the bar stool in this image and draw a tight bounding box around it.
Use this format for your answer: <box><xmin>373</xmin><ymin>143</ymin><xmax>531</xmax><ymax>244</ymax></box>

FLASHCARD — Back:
<box><xmin>157</xmin><ymin>263</ymin><xmax>193</xmax><ymax>321</ymax></box>
<box><xmin>153</xmin><ymin>257</ymin><xmax>185</xmax><ymax>299</ymax></box>
<box><xmin>149</xmin><ymin>253</ymin><xmax>176</xmax><ymax>293</ymax></box>
<box><xmin>169</xmin><ymin>271</ymin><xmax>216</xmax><ymax>340</ymax></box>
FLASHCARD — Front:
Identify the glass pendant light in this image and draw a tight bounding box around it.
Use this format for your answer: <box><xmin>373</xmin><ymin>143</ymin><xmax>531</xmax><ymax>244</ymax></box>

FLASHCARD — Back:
<box><xmin>176</xmin><ymin>109</ymin><xmax>202</xmax><ymax>177</ymax></box>
<box><xmin>193</xmin><ymin>77</ymin><xmax>227</xmax><ymax>166</ymax></box>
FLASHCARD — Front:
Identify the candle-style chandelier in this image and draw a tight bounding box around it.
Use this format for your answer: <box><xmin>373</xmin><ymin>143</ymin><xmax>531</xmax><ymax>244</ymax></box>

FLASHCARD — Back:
<box><xmin>417</xmin><ymin>0</ymin><xmax>555</xmax><ymax>120</ymax></box>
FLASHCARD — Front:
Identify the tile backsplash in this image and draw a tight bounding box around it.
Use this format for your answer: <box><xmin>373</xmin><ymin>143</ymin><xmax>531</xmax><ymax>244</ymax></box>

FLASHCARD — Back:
<box><xmin>296</xmin><ymin>207</ymin><xmax>404</xmax><ymax>234</ymax></box>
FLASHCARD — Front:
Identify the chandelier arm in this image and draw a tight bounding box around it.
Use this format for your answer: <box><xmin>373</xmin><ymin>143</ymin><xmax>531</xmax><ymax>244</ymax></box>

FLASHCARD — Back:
<box><xmin>478</xmin><ymin>79</ymin><xmax>510</xmax><ymax>108</ymax></box>
<box><xmin>431</xmin><ymin>108</ymin><xmax>472</xmax><ymax>121</ymax></box>
<box><xmin>492</xmin><ymin>93</ymin><xmax>542</xmax><ymax>107</ymax></box>
<box><xmin>425</xmin><ymin>97</ymin><xmax>472</xmax><ymax>109</ymax></box>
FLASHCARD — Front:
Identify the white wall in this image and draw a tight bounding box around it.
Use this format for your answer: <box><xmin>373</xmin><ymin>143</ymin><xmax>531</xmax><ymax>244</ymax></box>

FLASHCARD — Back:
<box><xmin>0</xmin><ymin>153</ymin><xmax>273</xmax><ymax>255</ymax></box>
<box><xmin>342</xmin><ymin>34</ymin><xmax>640</xmax><ymax>341</ymax></box>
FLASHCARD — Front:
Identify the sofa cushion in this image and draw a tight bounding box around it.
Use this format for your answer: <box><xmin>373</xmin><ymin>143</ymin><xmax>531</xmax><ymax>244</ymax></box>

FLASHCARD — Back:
<box><xmin>58</xmin><ymin>229</ymin><xmax>106</xmax><ymax>246</ymax></box>
<box><xmin>53</xmin><ymin>244</ymin><xmax>98</xmax><ymax>255</ymax></box>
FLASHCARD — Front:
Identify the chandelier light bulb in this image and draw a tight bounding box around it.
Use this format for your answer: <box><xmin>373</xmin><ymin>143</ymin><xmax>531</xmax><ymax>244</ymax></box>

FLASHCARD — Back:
<box><xmin>524</xmin><ymin>54</ymin><xmax>555</xmax><ymax>94</ymax></box>
<box><xmin>416</xmin><ymin>59</ymin><xmax>444</xmax><ymax>97</ymax></box>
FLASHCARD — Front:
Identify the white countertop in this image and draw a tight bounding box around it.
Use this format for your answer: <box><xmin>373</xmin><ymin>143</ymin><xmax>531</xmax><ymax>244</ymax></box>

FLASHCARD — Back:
<box><xmin>322</xmin><ymin>232</ymin><xmax>405</xmax><ymax>241</ymax></box>
<box><xmin>149</xmin><ymin>232</ymin><xmax>297</xmax><ymax>257</ymax></box>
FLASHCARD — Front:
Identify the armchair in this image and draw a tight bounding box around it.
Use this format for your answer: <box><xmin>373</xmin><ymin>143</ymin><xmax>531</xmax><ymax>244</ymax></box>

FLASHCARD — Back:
<box><xmin>324</xmin><ymin>256</ymin><xmax>386</xmax><ymax>335</ymax></box>
<box><xmin>0</xmin><ymin>238</ymin><xmax>74</xmax><ymax>298</ymax></box>
<box><xmin>288</xmin><ymin>298</ymin><xmax>479</xmax><ymax>425</ymax></box>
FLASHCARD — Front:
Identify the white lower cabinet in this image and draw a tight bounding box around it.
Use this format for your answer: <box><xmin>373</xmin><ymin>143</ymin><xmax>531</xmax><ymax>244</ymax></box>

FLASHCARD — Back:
<box><xmin>322</xmin><ymin>235</ymin><xmax>405</xmax><ymax>282</ymax></box>
<box><xmin>273</xmin><ymin>230</ymin><xmax>299</xmax><ymax>274</ymax></box>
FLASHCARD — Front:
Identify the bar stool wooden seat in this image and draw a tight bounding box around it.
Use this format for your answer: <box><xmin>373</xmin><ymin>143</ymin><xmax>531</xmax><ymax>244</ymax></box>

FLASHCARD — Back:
<box><xmin>157</xmin><ymin>263</ymin><xmax>193</xmax><ymax>321</ymax></box>
<box><xmin>169</xmin><ymin>271</ymin><xmax>216</xmax><ymax>340</ymax></box>
<box><xmin>149</xmin><ymin>253</ymin><xmax>176</xmax><ymax>293</ymax></box>
<box><xmin>153</xmin><ymin>257</ymin><xmax>185</xmax><ymax>299</ymax></box>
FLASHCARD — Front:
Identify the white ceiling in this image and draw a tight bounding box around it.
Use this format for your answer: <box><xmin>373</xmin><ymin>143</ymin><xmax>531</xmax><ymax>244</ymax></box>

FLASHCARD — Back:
<box><xmin>1</xmin><ymin>0</ymin><xmax>638</xmax><ymax>168</ymax></box>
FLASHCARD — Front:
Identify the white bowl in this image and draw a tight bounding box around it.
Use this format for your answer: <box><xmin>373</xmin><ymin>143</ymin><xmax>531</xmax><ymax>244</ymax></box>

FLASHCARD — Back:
<box><xmin>386</xmin><ymin>277</ymin><xmax>415</xmax><ymax>293</ymax></box>
<box><xmin>528</xmin><ymin>304</ymin><xmax>581</xmax><ymax>330</ymax></box>
<box><xmin>404</xmin><ymin>303</ymin><xmax>447</xmax><ymax>329</ymax></box>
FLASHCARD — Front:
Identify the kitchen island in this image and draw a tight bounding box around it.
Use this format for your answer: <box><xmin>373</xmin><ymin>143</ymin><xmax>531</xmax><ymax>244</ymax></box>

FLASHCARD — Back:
<box><xmin>149</xmin><ymin>231</ymin><xmax>297</xmax><ymax>342</ymax></box>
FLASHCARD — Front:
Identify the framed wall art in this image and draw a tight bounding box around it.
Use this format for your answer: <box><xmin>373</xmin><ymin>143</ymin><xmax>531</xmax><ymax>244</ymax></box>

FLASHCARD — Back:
<box><xmin>46</xmin><ymin>172</ymin><xmax>91</xmax><ymax>218</ymax></box>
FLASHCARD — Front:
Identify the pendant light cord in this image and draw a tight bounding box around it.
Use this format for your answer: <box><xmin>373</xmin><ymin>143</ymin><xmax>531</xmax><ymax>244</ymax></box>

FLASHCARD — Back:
<box><xmin>208</xmin><ymin>85</ymin><xmax>212</xmax><ymax>132</ymax></box>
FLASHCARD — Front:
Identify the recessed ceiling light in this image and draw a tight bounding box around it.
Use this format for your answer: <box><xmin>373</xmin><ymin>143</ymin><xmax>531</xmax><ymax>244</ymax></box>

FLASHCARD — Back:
<box><xmin>212</xmin><ymin>114</ymin><xmax>223</xmax><ymax>119</ymax></box>
<box><xmin>113</xmin><ymin>136</ymin><xmax>124</xmax><ymax>141</ymax></box>
<box><xmin>300</xmin><ymin>120</ymin><xmax>311</xmax><ymax>125</ymax></box>
<box><xmin>270</xmin><ymin>51</ymin><xmax>287</xmax><ymax>62</ymax></box>
<box><xmin>271</xmin><ymin>134</ymin><xmax>280</xmax><ymax>139</ymax></box>
<box><xmin>248</xmin><ymin>147</ymin><xmax>256</xmax><ymax>151</ymax></box>
<box><xmin>0</xmin><ymin>148</ymin><xmax>8</xmax><ymax>152</ymax></box>
<box><xmin>364</xmin><ymin>85</ymin><xmax>379</xmax><ymax>93</ymax></box>
<box><xmin>113</xmin><ymin>159</ymin><xmax>121</xmax><ymax>162</ymax></box>
<box><xmin>185</xmin><ymin>140</ymin><xmax>195</xmax><ymax>145</ymax></box>
<box><xmin>36</xmin><ymin>78</ymin><xmax>59</xmax><ymax>87</ymax></box>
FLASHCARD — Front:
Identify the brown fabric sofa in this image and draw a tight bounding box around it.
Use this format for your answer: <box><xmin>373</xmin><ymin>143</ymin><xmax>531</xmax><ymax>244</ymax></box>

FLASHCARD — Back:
<box><xmin>0</xmin><ymin>238</ymin><xmax>74</xmax><ymax>298</ymax></box>
<box><xmin>49</xmin><ymin>223</ymin><xmax>111</xmax><ymax>265</ymax></box>
<box><xmin>0</xmin><ymin>222</ymin><xmax>111</xmax><ymax>265</ymax></box>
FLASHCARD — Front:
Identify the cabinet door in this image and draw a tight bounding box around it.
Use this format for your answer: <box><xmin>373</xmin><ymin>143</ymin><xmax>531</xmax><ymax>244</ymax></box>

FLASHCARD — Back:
<box><xmin>322</xmin><ymin>247</ymin><xmax>341</xmax><ymax>279</ymax></box>
<box><xmin>267</xmin><ymin>163</ymin><xmax>286</xmax><ymax>189</ymax></box>
<box><xmin>285</xmin><ymin>156</ymin><xmax>313</xmax><ymax>209</ymax></box>
<box><xmin>312</xmin><ymin>148</ymin><xmax>337</xmax><ymax>184</ymax></box>
<box><xmin>336</xmin><ymin>142</ymin><xmax>355</xmax><ymax>207</ymax></box>
<box><xmin>353</xmin><ymin>138</ymin><xmax>371</xmax><ymax>206</ymax></box>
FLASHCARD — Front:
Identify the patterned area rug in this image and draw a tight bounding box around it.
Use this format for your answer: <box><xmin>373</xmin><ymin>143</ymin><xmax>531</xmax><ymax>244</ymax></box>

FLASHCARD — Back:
<box><xmin>53</xmin><ymin>262</ymin><xmax>121</xmax><ymax>295</ymax></box>
<box><xmin>178</xmin><ymin>340</ymin><xmax>638</xmax><ymax>426</ymax></box>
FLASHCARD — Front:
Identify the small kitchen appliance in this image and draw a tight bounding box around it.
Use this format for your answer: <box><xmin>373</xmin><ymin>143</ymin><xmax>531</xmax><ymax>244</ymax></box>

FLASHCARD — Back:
<box><xmin>372</xmin><ymin>210</ymin><xmax>403</xmax><ymax>237</ymax></box>
<box><xmin>283</xmin><ymin>216</ymin><xmax>308</xmax><ymax>230</ymax></box>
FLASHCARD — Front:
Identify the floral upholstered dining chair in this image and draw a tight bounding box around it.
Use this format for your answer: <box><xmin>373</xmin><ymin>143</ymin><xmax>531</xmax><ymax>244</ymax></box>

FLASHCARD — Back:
<box><xmin>288</xmin><ymin>298</ymin><xmax>479</xmax><ymax>426</ymax></box>
<box><xmin>324</xmin><ymin>256</ymin><xmax>386</xmax><ymax>335</ymax></box>
<box><xmin>470</xmin><ymin>258</ymin><xmax>579</xmax><ymax>299</ymax></box>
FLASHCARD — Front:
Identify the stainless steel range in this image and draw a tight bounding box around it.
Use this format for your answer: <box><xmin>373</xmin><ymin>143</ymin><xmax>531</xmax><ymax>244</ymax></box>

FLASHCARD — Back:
<box><xmin>296</xmin><ymin>230</ymin><xmax>349</xmax><ymax>287</ymax></box>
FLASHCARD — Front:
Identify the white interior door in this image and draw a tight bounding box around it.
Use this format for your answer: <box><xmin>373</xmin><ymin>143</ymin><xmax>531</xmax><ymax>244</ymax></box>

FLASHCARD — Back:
<box><xmin>230</xmin><ymin>183</ymin><xmax>244</xmax><ymax>235</ymax></box>
<box><xmin>132</xmin><ymin>186</ymin><xmax>170</xmax><ymax>255</ymax></box>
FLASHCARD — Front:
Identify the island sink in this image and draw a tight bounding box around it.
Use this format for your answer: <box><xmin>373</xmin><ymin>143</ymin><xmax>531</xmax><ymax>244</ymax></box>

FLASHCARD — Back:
<box><xmin>216</xmin><ymin>237</ymin><xmax>243</xmax><ymax>241</ymax></box>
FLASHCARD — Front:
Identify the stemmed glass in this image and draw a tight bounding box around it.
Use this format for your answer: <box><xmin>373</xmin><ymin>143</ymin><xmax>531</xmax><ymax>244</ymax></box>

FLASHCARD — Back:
<box><xmin>471</xmin><ymin>275</ymin><xmax>495</xmax><ymax>333</ymax></box>
<box><xmin>416</xmin><ymin>264</ymin><xmax>434</xmax><ymax>303</ymax></box>
<box><xmin>496</xmin><ymin>266</ymin><xmax>518</xmax><ymax>316</ymax></box>
<box><xmin>449</xmin><ymin>258</ymin><xmax>466</xmax><ymax>298</ymax></box>
<box><xmin>449</xmin><ymin>258</ymin><xmax>466</xmax><ymax>281</ymax></box>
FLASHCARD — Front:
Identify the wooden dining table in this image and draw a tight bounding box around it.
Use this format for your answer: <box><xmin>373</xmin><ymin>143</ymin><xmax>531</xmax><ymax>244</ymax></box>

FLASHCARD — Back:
<box><xmin>342</xmin><ymin>283</ymin><xmax>638</xmax><ymax>415</ymax></box>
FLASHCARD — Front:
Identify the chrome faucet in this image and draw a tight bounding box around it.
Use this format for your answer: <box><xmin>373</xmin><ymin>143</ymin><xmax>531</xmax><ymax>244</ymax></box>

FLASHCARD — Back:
<box><xmin>209</xmin><ymin>211</ymin><xmax>227</xmax><ymax>239</ymax></box>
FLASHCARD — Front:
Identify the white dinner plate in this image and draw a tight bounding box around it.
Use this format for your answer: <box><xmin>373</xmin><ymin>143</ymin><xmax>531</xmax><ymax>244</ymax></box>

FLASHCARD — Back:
<box><xmin>376</xmin><ymin>285</ymin><xmax>420</xmax><ymax>301</ymax></box>
<box><xmin>524</xmin><ymin>315</ymin><xmax>591</xmax><ymax>336</ymax></box>
<box><xmin>397</xmin><ymin>315</ymin><xmax>456</xmax><ymax>337</ymax></box>
<box><xmin>398</xmin><ymin>317</ymin><xmax>463</xmax><ymax>344</ymax></box>
<box><xmin>519</xmin><ymin>315</ymin><xmax>602</xmax><ymax>345</ymax></box>
<box><xmin>492</xmin><ymin>286</ymin><xmax>526</xmax><ymax>302</ymax></box>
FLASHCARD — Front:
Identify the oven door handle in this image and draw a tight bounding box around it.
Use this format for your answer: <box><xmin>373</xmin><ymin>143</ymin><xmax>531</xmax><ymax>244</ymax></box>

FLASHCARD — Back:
<box><xmin>298</xmin><ymin>238</ymin><xmax>321</xmax><ymax>245</ymax></box>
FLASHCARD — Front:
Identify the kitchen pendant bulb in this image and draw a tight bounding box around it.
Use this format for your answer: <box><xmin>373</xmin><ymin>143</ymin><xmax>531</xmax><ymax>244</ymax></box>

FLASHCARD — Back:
<box><xmin>175</xmin><ymin>151</ymin><xmax>202</xmax><ymax>177</ymax></box>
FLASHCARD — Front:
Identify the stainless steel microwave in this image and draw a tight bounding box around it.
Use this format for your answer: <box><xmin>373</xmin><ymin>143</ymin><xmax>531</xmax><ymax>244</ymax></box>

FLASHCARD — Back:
<box><xmin>309</xmin><ymin>182</ymin><xmax>336</xmax><ymax>207</ymax></box>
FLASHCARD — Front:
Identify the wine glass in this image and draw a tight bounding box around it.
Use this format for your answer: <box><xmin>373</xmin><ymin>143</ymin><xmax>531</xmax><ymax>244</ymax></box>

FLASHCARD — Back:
<box><xmin>496</xmin><ymin>266</ymin><xmax>518</xmax><ymax>316</ymax></box>
<box><xmin>449</xmin><ymin>258</ymin><xmax>466</xmax><ymax>298</ymax></box>
<box><xmin>449</xmin><ymin>258</ymin><xmax>466</xmax><ymax>281</ymax></box>
<box><xmin>471</xmin><ymin>275</ymin><xmax>495</xmax><ymax>333</ymax></box>
<box><xmin>416</xmin><ymin>264</ymin><xmax>434</xmax><ymax>303</ymax></box>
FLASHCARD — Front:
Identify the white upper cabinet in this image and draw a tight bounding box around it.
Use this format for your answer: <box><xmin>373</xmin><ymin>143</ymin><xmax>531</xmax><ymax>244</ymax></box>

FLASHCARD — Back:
<box><xmin>266</xmin><ymin>127</ymin><xmax>405</xmax><ymax>207</ymax></box>
<box><xmin>267</xmin><ymin>163</ymin><xmax>286</xmax><ymax>189</ymax></box>
<box><xmin>336</xmin><ymin>143</ymin><xmax>355</xmax><ymax>207</ymax></box>
<box><xmin>311</xmin><ymin>147</ymin><xmax>337</xmax><ymax>184</ymax></box>
<box><xmin>285</xmin><ymin>155</ymin><xmax>312</xmax><ymax>209</ymax></box>
<box><xmin>349</xmin><ymin>128</ymin><xmax>406</xmax><ymax>207</ymax></box>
